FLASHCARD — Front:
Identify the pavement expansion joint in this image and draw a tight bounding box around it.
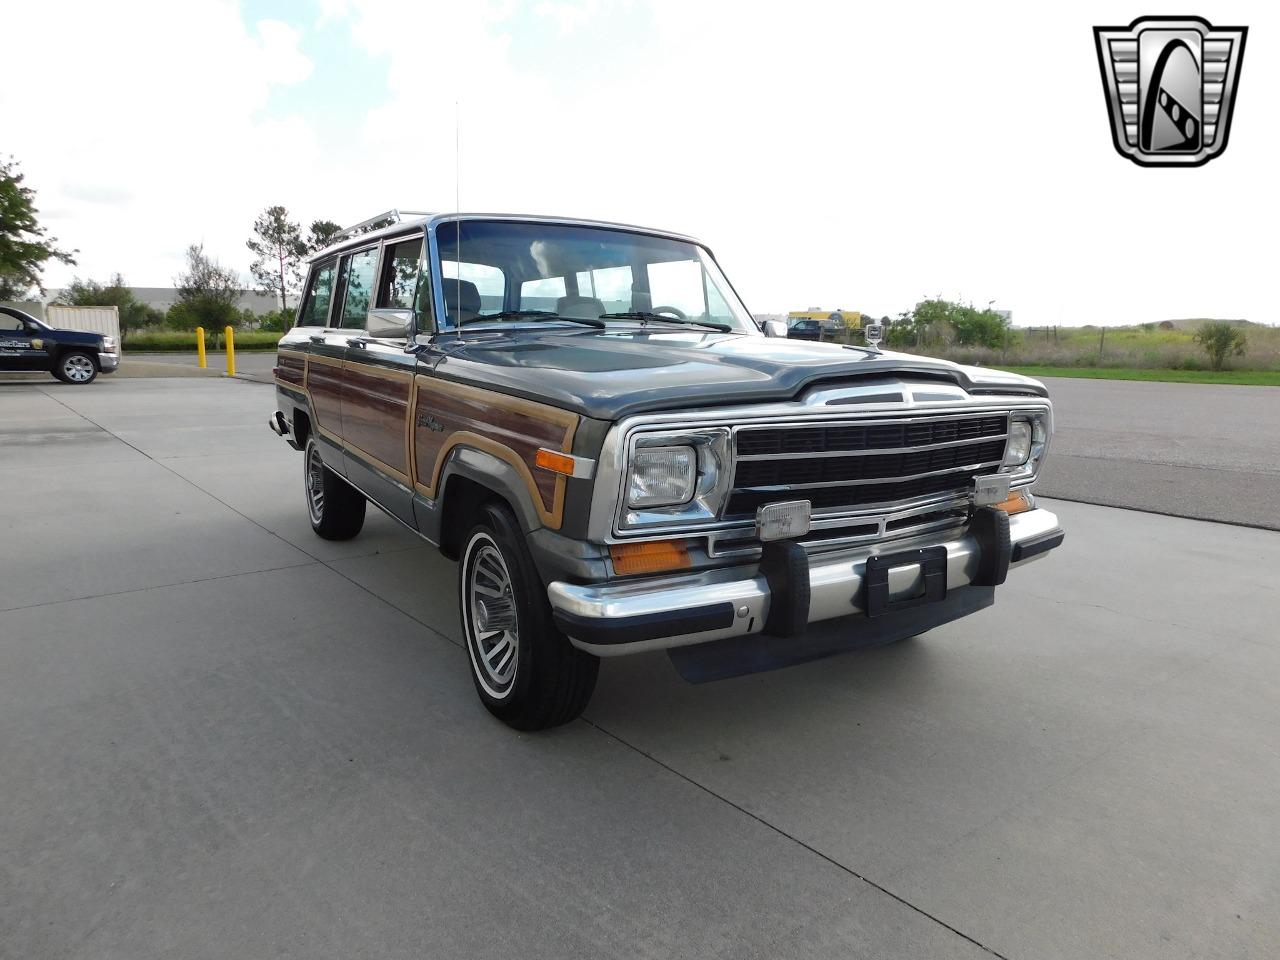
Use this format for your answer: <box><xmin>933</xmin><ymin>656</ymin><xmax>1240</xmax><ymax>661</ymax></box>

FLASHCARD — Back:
<box><xmin>580</xmin><ymin>717</ymin><xmax>1015</xmax><ymax>960</ymax></box>
<box><xmin>35</xmin><ymin>384</ymin><xmax>461</xmax><ymax>651</ymax></box>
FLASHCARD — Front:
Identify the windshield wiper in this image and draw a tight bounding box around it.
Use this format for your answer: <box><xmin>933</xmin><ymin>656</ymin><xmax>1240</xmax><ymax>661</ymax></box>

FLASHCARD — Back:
<box><xmin>459</xmin><ymin>310</ymin><xmax>604</xmax><ymax>329</ymax></box>
<box><xmin>598</xmin><ymin>311</ymin><xmax>733</xmax><ymax>332</ymax></box>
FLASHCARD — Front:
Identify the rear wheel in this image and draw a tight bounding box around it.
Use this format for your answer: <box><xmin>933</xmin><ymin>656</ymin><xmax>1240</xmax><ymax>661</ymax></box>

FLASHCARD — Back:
<box><xmin>304</xmin><ymin>437</ymin><xmax>365</xmax><ymax>540</ymax></box>
<box><xmin>53</xmin><ymin>351</ymin><xmax>98</xmax><ymax>384</ymax></box>
<box><xmin>459</xmin><ymin>502</ymin><xmax>598</xmax><ymax>730</ymax></box>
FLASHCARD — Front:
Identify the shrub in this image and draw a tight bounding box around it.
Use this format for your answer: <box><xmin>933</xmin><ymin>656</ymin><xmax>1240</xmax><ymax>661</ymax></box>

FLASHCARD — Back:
<box><xmin>165</xmin><ymin>297</ymin><xmax>241</xmax><ymax>332</ymax></box>
<box><xmin>125</xmin><ymin>329</ymin><xmax>283</xmax><ymax>351</ymax></box>
<box><xmin>1193</xmin><ymin>320</ymin><xmax>1247</xmax><ymax>371</ymax></box>
<box><xmin>255</xmin><ymin>308</ymin><xmax>295</xmax><ymax>332</ymax></box>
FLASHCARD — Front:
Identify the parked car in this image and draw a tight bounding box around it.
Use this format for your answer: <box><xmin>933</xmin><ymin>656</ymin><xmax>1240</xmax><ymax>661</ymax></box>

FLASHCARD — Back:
<box><xmin>270</xmin><ymin>212</ymin><xmax>1064</xmax><ymax>729</ymax></box>
<box><xmin>0</xmin><ymin>307</ymin><xmax>119</xmax><ymax>384</ymax></box>
<box><xmin>788</xmin><ymin>319</ymin><xmax>823</xmax><ymax>341</ymax></box>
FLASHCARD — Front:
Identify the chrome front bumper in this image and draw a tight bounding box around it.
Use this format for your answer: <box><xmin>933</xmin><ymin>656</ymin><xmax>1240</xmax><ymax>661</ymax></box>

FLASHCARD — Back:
<box><xmin>98</xmin><ymin>352</ymin><xmax>119</xmax><ymax>372</ymax></box>
<box><xmin>549</xmin><ymin>508</ymin><xmax>1063</xmax><ymax>657</ymax></box>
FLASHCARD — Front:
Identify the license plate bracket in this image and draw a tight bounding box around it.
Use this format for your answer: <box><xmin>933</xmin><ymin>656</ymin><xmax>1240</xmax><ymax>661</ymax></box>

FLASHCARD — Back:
<box><xmin>863</xmin><ymin>545</ymin><xmax>949</xmax><ymax>619</ymax></box>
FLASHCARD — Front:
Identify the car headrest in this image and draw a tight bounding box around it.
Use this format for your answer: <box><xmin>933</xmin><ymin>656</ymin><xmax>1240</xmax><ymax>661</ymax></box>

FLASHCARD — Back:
<box><xmin>439</xmin><ymin>278</ymin><xmax>481</xmax><ymax>315</ymax></box>
<box><xmin>556</xmin><ymin>295</ymin><xmax>606</xmax><ymax>320</ymax></box>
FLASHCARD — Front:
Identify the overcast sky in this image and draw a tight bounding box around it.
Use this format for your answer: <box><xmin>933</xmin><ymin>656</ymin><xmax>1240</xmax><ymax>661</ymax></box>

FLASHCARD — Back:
<box><xmin>5</xmin><ymin>0</ymin><xmax>1276</xmax><ymax>326</ymax></box>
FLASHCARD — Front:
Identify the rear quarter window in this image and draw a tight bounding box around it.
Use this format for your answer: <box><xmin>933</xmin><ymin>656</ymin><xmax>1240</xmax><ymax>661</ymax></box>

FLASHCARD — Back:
<box><xmin>298</xmin><ymin>260</ymin><xmax>337</xmax><ymax>327</ymax></box>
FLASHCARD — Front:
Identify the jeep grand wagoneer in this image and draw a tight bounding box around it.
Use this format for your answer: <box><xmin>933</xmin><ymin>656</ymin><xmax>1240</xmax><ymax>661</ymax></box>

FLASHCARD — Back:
<box><xmin>270</xmin><ymin>211</ymin><xmax>1064</xmax><ymax>729</ymax></box>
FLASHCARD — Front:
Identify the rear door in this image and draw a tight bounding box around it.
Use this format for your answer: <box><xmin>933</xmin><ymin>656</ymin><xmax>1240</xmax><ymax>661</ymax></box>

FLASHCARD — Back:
<box><xmin>293</xmin><ymin>256</ymin><xmax>346</xmax><ymax>467</ymax></box>
<box><xmin>340</xmin><ymin>236</ymin><xmax>425</xmax><ymax>525</ymax></box>
<box><xmin>0</xmin><ymin>310</ymin><xmax>50</xmax><ymax>371</ymax></box>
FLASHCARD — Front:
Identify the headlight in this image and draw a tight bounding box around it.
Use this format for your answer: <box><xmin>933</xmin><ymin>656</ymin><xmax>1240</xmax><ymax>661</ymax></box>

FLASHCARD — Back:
<box><xmin>1003</xmin><ymin>420</ymin><xmax>1033</xmax><ymax>466</ymax></box>
<box><xmin>101</xmin><ymin>336</ymin><xmax>118</xmax><ymax>353</ymax></box>
<box><xmin>627</xmin><ymin>446</ymin><xmax>696</xmax><ymax>507</ymax></box>
<box><xmin>618</xmin><ymin>428</ymin><xmax>733</xmax><ymax>530</ymax></box>
<box><xmin>1001</xmin><ymin>414</ymin><xmax>1049</xmax><ymax>479</ymax></box>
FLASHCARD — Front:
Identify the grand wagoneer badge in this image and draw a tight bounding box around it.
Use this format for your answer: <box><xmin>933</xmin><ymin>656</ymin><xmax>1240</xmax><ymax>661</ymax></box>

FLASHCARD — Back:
<box><xmin>1094</xmin><ymin>16</ymin><xmax>1247</xmax><ymax>167</ymax></box>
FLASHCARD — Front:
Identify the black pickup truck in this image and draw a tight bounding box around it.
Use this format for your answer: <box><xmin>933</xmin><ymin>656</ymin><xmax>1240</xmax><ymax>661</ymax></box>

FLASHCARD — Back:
<box><xmin>0</xmin><ymin>307</ymin><xmax>119</xmax><ymax>384</ymax></box>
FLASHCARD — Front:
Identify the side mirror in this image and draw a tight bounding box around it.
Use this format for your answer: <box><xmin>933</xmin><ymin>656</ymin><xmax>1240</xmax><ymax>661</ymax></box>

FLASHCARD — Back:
<box><xmin>366</xmin><ymin>308</ymin><xmax>414</xmax><ymax>340</ymax></box>
<box><xmin>761</xmin><ymin>319</ymin><xmax>788</xmax><ymax>338</ymax></box>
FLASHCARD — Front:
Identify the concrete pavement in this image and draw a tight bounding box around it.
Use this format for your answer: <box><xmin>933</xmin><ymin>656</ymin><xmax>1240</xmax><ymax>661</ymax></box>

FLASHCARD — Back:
<box><xmin>30</xmin><ymin>355</ymin><xmax>1277</xmax><ymax>526</ymax></box>
<box><xmin>121</xmin><ymin>351</ymin><xmax>278</xmax><ymax>382</ymax></box>
<box><xmin>1</xmin><ymin>376</ymin><xmax>1277</xmax><ymax>959</ymax></box>
<box><xmin>1034</xmin><ymin>376</ymin><xmax>1280</xmax><ymax>529</ymax></box>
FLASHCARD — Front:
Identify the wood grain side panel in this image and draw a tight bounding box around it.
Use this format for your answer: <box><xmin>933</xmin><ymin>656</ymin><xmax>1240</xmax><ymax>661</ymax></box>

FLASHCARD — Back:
<box><xmin>412</xmin><ymin>376</ymin><xmax>579</xmax><ymax>529</ymax></box>
<box><xmin>306</xmin><ymin>354</ymin><xmax>344</xmax><ymax>440</ymax></box>
<box><xmin>342</xmin><ymin>363</ymin><xmax>412</xmax><ymax>481</ymax></box>
<box><xmin>275</xmin><ymin>350</ymin><xmax>306</xmax><ymax>388</ymax></box>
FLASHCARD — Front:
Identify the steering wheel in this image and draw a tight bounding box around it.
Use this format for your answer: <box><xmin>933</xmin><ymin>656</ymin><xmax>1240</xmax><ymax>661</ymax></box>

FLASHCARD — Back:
<box><xmin>650</xmin><ymin>305</ymin><xmax>687</xmax><ymax>321</ymax></box>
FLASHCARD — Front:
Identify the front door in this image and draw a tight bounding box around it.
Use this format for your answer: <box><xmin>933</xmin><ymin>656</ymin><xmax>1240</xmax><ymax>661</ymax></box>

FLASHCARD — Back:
<box><xmin>339</xmin><ymin>236</ymin><xmax>425</xmax><ymax>526</ymax></box>
<box><xmin>0</xmin><ymin>310</ymin><xmax>50</xmax><ymax>371</ymax></box>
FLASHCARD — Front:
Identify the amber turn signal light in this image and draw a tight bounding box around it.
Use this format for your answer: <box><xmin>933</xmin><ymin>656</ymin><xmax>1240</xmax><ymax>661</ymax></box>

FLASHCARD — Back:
<box><xmin>609</xmin><ymin>540</ymin><xmax>692</xmax><ymax>576</ymax></box>
<box><xmin>535</xmin><ymin>448</ymin><xmax>577</xmax><ymax>476</ymax></box>
<box><xmin>994</xmin><ymin>490</ymin><xmax>1032</xmax><ymax>515</ymax></box>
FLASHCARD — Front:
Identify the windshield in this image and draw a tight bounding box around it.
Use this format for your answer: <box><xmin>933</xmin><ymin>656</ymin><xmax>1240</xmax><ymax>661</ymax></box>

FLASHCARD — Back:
<box><xmin>432</xmin><ymin>220</ymin><xmax>756</xmax><ymax>334</ymax></box>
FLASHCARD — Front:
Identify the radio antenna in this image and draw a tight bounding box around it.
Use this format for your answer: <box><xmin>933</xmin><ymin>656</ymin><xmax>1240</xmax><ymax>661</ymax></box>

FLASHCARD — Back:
<box><xmin>454</xmin><ymin>98</ymin><xmax>461</xmax><ymax>340</ymax></box>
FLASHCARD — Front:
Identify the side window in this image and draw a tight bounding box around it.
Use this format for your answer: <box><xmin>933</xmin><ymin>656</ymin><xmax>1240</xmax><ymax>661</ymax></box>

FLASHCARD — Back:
<box><xmin>439</xmin><ymin>259</ymin><xmax>506</xmax><ymax>324</ymax></box>
<box><xmin>298</xmin><ymin>260</ymin><xmax>337</xmax><ymax>328</ymax></box>
<box><xmin>340</xmin><ymin>247</ymin><xmax>379</xmax><ymax>328</ymax></box>
<box><xmin>0</xmin><ymin>313</ymin><xmax>25</xmax><ymax>332</ymax></box>
<box><xmin>520</xmin><ymin>276</ymin><xmax>565</xmax><ymax>311</ymax></box>
<box><xmin>379</xmin><ymin>238</ymin><xmax>423</xmax><ymax>310</ymax></box>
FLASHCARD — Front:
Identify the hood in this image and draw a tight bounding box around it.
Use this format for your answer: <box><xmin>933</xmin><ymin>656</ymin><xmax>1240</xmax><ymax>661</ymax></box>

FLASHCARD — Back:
<box><xmin>44</xmin><ymin>326</ymin><xmax>105</xmax><ymax>346</ymax></box>
<box><xmin>431</xmin><ymin>328</ymin><xmax>1046</xmax><ymax>421</ymax></box>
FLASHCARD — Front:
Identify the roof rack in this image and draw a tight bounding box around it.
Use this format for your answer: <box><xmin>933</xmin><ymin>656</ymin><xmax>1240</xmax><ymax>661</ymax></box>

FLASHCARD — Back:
<box><xmin>331</xmin><ymin>209</ymin><xmax>433</xmax><ymax>244</ymax></box>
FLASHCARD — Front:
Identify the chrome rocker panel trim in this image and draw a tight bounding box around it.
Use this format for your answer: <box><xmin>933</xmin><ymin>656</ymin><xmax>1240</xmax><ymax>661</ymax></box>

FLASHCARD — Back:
<box><xmin>550</xmin><ymin>507</ymin><xmax>1061</xmax><ymax>657</ymax></box>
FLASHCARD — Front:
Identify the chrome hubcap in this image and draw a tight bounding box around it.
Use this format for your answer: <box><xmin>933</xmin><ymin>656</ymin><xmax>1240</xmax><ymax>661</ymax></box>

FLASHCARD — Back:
<box><xmin>465</xmin><ymin>539</ymin><xmax>519</xmax><ymax>697</ymax></box>
<box><xmin>306</xmin><ymin>445</ymin><xmax>325</xmax><ymax>523</ymax></box>
<box><xmin>64</xmin><ymin>355</ymin><xmax>94</xmax><ymax>382</ymax></box>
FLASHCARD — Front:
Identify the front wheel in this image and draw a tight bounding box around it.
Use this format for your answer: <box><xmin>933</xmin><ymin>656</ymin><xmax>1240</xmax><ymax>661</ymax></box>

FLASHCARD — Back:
<box><xmin>304</xmin><ymin>437</ymin><xmax>365</xmax><ymax>540</ymax></box>
<box><xmin>459</xmin><ymin>502</ymin><xmax>598</xmax><ymax>730</ymax></box>
<box><xmin>53</xmin><ymin>351</ymin><xmax>98</xmax><ymax>384</ymax></box>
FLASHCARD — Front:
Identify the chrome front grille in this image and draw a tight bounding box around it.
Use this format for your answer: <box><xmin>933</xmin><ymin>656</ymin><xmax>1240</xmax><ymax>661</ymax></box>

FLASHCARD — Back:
<box><xmin>727</xmin><ymin>413</ymin><xmax>1009</xmax><ymax>518</ymax></box>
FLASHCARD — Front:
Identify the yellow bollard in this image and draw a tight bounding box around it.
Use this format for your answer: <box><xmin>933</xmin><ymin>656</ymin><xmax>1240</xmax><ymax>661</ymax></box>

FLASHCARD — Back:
<box><xmin>196</xmin><ymin>327</ymin><xmax>207</xmax><ymax>368</ymax></box>
<box><xmin>224</xmin><ymin>326</ymin><xmax>236</xmax><ymax>377</ymax></box>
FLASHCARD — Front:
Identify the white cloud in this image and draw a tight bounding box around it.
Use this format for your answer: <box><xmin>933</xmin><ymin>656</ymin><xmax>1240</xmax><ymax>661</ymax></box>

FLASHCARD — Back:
<box><xmin>1</xmin><ymin>0</ymin><xmax>316</xmax><ymax>290</ymax></box>
<box><xmin>533</xmin><ymin>0</ymin><xmax>601</xmax><ymax>35</ymax></box>
<box><xmin>253</xmin><ymin>19</ymin><xmax>314</xmax><ymax>87</ymax></box>
<box><xmin>8</xmin><ymin>0</ymin><xmax>1277</xmax><ymax>326</ymax></box>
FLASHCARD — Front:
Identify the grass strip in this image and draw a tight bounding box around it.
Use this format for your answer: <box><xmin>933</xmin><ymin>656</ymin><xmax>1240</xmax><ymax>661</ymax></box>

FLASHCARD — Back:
<box><xmin>1000</xmin><ymin>366</ymin><xmax>1280</xmax><ymax>387</ymax></box>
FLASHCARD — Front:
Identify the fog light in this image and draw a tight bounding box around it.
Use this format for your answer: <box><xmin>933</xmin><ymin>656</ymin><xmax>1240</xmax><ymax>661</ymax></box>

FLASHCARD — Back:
<box><xmin>756</xmin><ymin>500</ymin><xmax>811</xmax><ymax>542</ymax></box>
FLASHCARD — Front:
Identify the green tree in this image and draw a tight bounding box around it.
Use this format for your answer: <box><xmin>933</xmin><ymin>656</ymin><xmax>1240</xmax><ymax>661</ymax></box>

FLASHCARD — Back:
<box><xmin>57</xmin><ymin>273</ymin><xmax>163</xmax><ymax>339</ymax></box>
<box><xmin>951</xmin><ymin>305</ymin><xmax>1014</xmax><ymax>349</ymax></box>
<box><xmin>1193</xmin><ymin>320</ymin><xmax>1247</xmax><ymax>371</ymax></box>
<box><xmin>172</xmin><ymin>243</ymin><xmax>242</xmax><ymax>331</ymax></box>
<box><xmin>306</xmin><ymin>219</ymin><xmax>342</xmax><ymax>253</ymax></box>
<box><xmin>890</xmin><ymin>298</ymin><xmax>1013</xmax><ymax>350</ymax></box>
<box><xmin>247</xmin><ymin>206</ymin><xmax>306</xmax><ymax>311</ymax></box>
<box><xmin>0</xmin><ymin>156</ymin><xmax>76</xmax><ymax>299</ymax></box>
